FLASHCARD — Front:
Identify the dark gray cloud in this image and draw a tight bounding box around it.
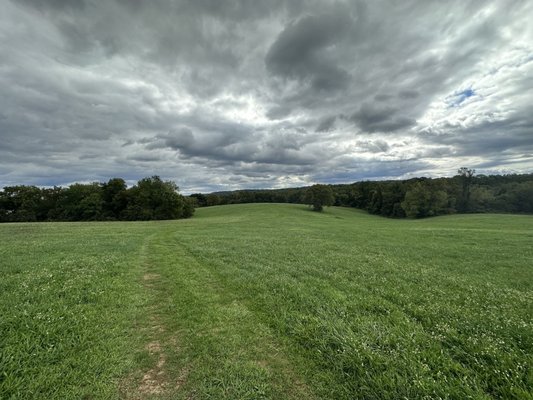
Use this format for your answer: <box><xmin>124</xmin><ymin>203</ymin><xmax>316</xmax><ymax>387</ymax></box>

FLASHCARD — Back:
<box><xmin>265</xmin><ymin>9</ymin><xmax>352</xmax><ymax>91</ymax></box>
<box><xmin>350</xmin><ymin>103</ymin><xmax>416</xmax><ymax>133</ymax></box>
<box><xmin>315</xmin><ymin>116</ymin><xmax>336</xmax><ymax>132</ymax></box>
<box><xmin>1</xmin><ymin>0</ymin><xmax>532</xmax><ymax>192</ymax></box>
<box><xmin>19</xmin><ymin>0</ymin><xmax>86</xmax><ymax>11</ymax></box>
<box><xmin>398</xmin><ymin>90</ymin><xmax>419</xmax><ymax>100</ymax></box>
<box><xmin>424</xmin><ymin>112</ymin><xmax>533</xmax><ymax>159</ymax></box>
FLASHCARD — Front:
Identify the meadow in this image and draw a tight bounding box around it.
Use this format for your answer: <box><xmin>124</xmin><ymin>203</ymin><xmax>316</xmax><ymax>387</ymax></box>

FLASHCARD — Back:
<box><xmin>1</xmin><ymin>204</ymin><xmax>532</xmax><ymax>399</ymax></box>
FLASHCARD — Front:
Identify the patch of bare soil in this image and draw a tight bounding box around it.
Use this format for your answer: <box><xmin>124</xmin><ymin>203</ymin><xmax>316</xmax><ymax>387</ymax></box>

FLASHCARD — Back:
<box><xmin>138</xmin><ymin>341</ymin><xmax>168</xmax><ymax>395</ymax></box>
<box><xmin>120</xmin><ymin>336</ymin><xmax>185</xmax><ymax>399</ymax></box>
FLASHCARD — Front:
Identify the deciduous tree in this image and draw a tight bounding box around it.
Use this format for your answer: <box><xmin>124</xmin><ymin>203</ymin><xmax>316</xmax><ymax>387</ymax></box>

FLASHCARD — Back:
<box><xmin>304</xmin><ymin>184</ymin><xmax>334</xmax><ymax>212</ymax></box>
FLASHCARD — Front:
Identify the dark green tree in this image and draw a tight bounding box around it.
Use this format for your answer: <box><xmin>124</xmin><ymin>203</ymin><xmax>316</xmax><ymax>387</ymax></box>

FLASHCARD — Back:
<box><xmin>58</xmin><ymin>183</ymin><xmax>103</xmax><ymax>221</ymax></box>
<box><xmin>40</xmin><ymin>187</ymin><xmax>65</xmax><ymax>221</ymax></box>
<box><xmin>457</xmin><ymin>167</ymin><xmax>475</xmax><ymax>212</ymax></box>
<box><xmin>123</xmin><ymin>176</ymin><xmax>186</xmax><ymax>220</ymax></box>
<box><xmin>0</xmin><ymin>186</ymin><xmax>42</xmax><ymax>222</ymax></box>
<box><xmin>368</xmin><ymin>185</ymin><xmax>383</xmax><ymax>215</ymax></box>
<box><xmin>379</xmin><ymin>182</ymin><xmax>407</xmax><ymax>217</ymax></box>
<box><xmin>181</xmin><ymin>197</ymin><xmax>196</xmax><ymax>218</ymax></box>
<box><xmin>401</xmin><ymin>182</ymin><xmax>449</xmax><ymax>218</ymax></box>
<box><xmin>102</xmin><ymin>178</ymin><xmax>128</xmax><ymax>219</ymax></box>
<box><xmin>206</xmin><ymin>194</ymin><xmax>222</xmax><ymax>207</ymax></box>
<box><xmin>189</xmin><ymin>193</ymin><xmax>207</xmax><ymax>207</ymax></box>
<box><xmin>304</xmin><ymin>184</ymin><xmax>334</xmax><ymax>212</ymax></box>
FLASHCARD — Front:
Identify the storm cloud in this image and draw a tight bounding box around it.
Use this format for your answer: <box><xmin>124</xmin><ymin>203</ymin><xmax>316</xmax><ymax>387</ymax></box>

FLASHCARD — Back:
<box><xmin>265</xmin><ymin>9</ymin><xmax>352</xmax><ymax>92</ymax></box>
<box><xmin>1</xmin><ymin>0</ymin><xmax>532</xmax><ymax>191</ymax></box>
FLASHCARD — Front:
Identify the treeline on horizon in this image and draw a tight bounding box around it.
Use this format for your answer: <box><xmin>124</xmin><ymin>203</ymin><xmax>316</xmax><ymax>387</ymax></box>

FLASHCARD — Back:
<box><xmin>0</xmin><ymin>176</ymin><xmax>194</xmax><ymax>223</ymax></box>
<box><xmin>191</xmin><ymin>170</ymin><xmax>533</xmax><ymax>218</ymax></box>
<box><xmin>2</xmin><ymin>170</ymin><xmax>533</xmax><ymax>223</ymax></box>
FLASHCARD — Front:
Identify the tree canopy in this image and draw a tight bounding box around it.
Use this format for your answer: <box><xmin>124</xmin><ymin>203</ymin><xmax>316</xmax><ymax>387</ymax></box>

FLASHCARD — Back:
<box><xmin>0</xmin><ymin>176</ymin><xmax>194</xmax><ymax>223</ymax></box>
<box><xmin>304</xmin><ymin>184</ymin><xmax>334</xmax><ymax>212</ymax></box>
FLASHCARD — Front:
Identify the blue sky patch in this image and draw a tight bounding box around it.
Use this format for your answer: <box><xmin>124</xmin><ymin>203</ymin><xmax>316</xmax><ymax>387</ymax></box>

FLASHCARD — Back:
<box><xmin>449</xmin><ymin>88</ymin><xmax>475</xmax><ymax>107</ymax></box>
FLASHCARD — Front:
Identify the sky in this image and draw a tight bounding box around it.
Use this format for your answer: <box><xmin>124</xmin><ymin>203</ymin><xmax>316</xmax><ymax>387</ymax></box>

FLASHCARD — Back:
<box><xmin>1</xmin><ymin>0</ymin><xmax>532</xmax><ymax>193</ymax></box>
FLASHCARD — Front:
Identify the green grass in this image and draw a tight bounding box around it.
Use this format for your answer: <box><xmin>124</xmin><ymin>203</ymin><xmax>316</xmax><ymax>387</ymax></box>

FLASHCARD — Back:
<box><xmin>1</xmin><ymin>204</ymin><xmax>532</xmax><ymax>399</ymax></box>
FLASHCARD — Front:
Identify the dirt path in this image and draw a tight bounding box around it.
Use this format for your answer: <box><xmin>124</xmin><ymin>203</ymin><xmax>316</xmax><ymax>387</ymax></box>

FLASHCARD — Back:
<box><xmin>119</xmin><ymin>234</ymin><xmax>190</xmax><ymax>399</ymax></box>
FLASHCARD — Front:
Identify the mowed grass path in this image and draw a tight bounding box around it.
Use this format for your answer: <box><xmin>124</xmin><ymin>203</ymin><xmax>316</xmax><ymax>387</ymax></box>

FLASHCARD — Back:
<box><xmin>1</xmin><ymin>204</ymin><xmax>532</xmax><ymax>399</ymax></box>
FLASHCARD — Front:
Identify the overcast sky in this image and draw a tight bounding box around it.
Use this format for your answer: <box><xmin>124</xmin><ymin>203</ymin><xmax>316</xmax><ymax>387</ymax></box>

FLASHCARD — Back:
<box><xmin>1</xmin><ymin>0</ymin><xmax>532</xmax><ymax>192</ymax></box>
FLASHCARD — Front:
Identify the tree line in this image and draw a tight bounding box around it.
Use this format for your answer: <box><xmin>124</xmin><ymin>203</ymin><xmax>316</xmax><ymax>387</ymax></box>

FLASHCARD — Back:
<box><xmin>190</xmin><ymin>170</ymin><xmax>533</xmax><ymax>218</ymax></box>
<box><xmin>3</xmin><ymin>170</ymin><xmax>532</xmax><ymax>222</ymax></box>
<box><xmin>0</xmin><ymin>176</ymin><xmax>194</xmax><ymax>222</ymax></box>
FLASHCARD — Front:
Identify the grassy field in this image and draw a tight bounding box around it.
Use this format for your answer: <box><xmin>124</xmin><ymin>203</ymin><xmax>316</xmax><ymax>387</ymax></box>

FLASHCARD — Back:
<box><xmin>1</xmin><ymin>204</ymin><xmax>532</xmax><ymax>399</ymax></box>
